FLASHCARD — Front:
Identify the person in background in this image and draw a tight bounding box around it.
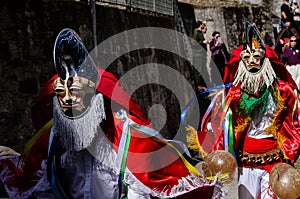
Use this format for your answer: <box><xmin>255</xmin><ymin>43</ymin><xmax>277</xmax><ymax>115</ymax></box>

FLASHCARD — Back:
<box><xmin>255</xmin><ymin>19</ymin><xmax>274</xmax><ymax>47</ymax></box>
<box><xmin>274</xmin><ymin>18</ymin><xmax>299</xmax><ymax>57</ymax></box>
<box><xmin>209</xmin><ymin>31</ymin><xmax>230</xmax><ymax>78</ymax></box>
<box><xmin>192</xmin><ymin>20</ymin><xmax>210</xmax><ymax>92</ymax></box>
<box><xmin>281</xmin><ymin>0</ymin><xmax>293</xmax><ymax>28</ymax></box>
<box><xmin>193</xmin><ymin>20</ymin><xmax>210</xmax><ymax>51</ymax></box>
<box><xmin>291</xmin><ymin>0</ymin><xmax>300</xmax><ymax>32</ymax></box>
<box><xmin>191</xmin><ymin>20</ymin><xmax>211</xmax><ymax>131</ymax></box>
<box><xmin>282</xmin><ymin>35</ymin><xmax>300</xmax><ymax>89</ymax></box>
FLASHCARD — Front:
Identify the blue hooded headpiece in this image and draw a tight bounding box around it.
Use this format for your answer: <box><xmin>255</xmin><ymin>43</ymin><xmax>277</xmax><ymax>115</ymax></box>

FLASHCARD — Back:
<box><xmin>53</xmin><ymin>28</ymin><xmax>98</xmax><ymax>83</ymax></box>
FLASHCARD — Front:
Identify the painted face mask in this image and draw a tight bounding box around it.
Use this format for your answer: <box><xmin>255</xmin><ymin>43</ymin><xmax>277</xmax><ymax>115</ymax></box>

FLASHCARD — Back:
<box><xmin>52</xmin><ymin>29</ymin><xmax>105</xmax><ymax>151</ymax></box>
<box><xmin>240</xmin><ymin>43</ymin><xmax>265</xmax><ymax>73</ymax></box>
<box><xmin>53</xmin><ymin>28</ymin><xmax>99</xmax><ymax>118</ymax></box>
<box><xmin>233</xmin><ymin>22</ymin><xmax>276</xmax><ymax>94</ymax></box>
<box><xmin>53</xmin><ymin>76</ymin><xmax>95</xmax><ymax>116</ymax></box>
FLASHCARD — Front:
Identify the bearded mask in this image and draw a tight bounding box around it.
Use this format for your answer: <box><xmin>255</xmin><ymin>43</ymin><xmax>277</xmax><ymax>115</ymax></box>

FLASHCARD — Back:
<box><xmin>52</xmin><ymin>28</ymin><xmax>105</xmax><ymax>151</ymax></box>
<box><xmin>53</xmin><ymin>28</ymin><xmax>99</xmax><ymax>118</ymax></box>
<box><xmin>233</xmin><ymin>22</ymin><xmax>276</xmax><ymax>94</ymax></box>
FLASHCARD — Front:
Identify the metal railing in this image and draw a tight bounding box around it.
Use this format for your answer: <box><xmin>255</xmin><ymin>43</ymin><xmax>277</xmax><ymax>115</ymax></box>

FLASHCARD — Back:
<box><xmin>96</xmin><ymin>0</ymin><xmax>174</xmax><ymax>16</ymax></box>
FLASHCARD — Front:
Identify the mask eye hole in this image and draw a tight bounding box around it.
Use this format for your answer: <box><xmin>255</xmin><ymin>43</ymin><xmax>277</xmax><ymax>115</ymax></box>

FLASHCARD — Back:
<box><xmin>69</xmin><ymin>87</ymin><xmax>81</xmax><ymax>94</ymax></box>
<box><xmin>243</xmin><ymin>55</ymin><xmax>250</xmax><ymax>59</ymax></box>
<box><xmin>53</xmin><ymin>78</ymin><xmax>66</xmax><ymax>94</ymax></box>
<box><xmin>55</xmin><ymin>88</ymin><xmax>65</xmax><ymax>93</ymax></box>
<box><xmin>253</xmin><ymin>51</ymin><xmax>262</xmax><ymax>59</ymax></box>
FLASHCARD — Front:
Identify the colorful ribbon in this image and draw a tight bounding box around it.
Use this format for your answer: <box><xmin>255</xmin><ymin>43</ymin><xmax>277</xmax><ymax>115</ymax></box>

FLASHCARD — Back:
<box><xmin>48</xmin><ymin>132</ymin><xmax>68</xmax><ymax>199</ymax></box>
<box><xmin>200</xmin><ymin>90</ymin><xmax>224</xmax><ymax>131</ymax></box>
<box><xmin>115</xmin><ymin>109</ymin><xmax>201</xmax><ymax>177</ymax></box>
<box><xmin>222</xmin><ymin>107</ymin><xmax>236</xmax><ymax>158</ymax></box>
<box><xmin>228</xmin><ymin>108</ymin><xmax>234</xmax><ymax>154</ymax></box>
<box><xmin>219</xmin><ymin>94</ymin><xmax>234</xmax><ymax>127</ymax></box>
<box><xmin>223</xmin><ymin>111</ymin><xmax>229</xmax><ymax>152</ymax></box>
<box><xmin>206</xmin><ymin>172</ymin><xmax>230</xmax><ymax>181</ymax></box>
<box><xmin>180</xmin><ymin>83</ymin><xmax>232</xmax><ymax>127</ymax></box>
<box><xmin>116</xmin><ymin>110</ymin><xmax>131</xmax><ymax>172</ymax></box>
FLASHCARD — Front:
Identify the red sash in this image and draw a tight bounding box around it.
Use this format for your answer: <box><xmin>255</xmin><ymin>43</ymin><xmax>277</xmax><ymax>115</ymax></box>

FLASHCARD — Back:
<box><xmin>244</xmin><ymin>136</ymin><xmax>277</xmax><ymax>153</ymax></box>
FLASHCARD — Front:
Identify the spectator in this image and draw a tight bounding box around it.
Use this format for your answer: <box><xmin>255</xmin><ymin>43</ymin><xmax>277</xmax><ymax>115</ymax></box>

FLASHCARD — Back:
<box><xmin>209</xmin><ymin>31</ymin><xmax>230</xmax><ymax>78</ymax></box>
<box><xmin>291</xmin><ymin>0</ymin><xmax>300</xmax><ymax>32</ymax></box>
<box><xmin>274</xmin><ymin>18</ymin><xmax>299</xmax><ymax>57</ymax></box>
<box><xmin>192</xmin><ymin>20</ymin><xmax>210</xmax><ymax>51</ymax></box>
<box><xmin>281</xmin><ymin>0</ymin><xmax>293</xmax><ymax>28</ymax></box>
<box><xmin>192</xmin><ymin>20</ymin><xmax>210</xmax><ymax>91</ymax></box>
<box><xmin>282</xmin><ymin>35</ymin><xmax>300</xmax><ymax>89</ymax></box>
<box><xmin>192</xmin><ymin>20</ymin><xmax>211</xmax><ymax>128</ymax></box>
<box><xmin>255</xmin><ymin>19</ymin><xmax>274</xmax><ymax>47</ymax></box>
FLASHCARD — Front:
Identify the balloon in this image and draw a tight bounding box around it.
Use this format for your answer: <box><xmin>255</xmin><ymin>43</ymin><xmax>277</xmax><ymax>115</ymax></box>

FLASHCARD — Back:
<box><xmin>269</xmin><ymin>163</ymin><xmax>300</xmax><ymax>199</ymax></box>
<box><xmin>203</xmin><ymin>150</ymin><xmax>237</xmax><ymax>182</ymax></box>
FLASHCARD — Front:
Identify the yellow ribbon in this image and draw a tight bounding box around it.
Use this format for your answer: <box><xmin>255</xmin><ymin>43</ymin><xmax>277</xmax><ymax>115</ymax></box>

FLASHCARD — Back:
<box><xmin>206</xmin><ymin>173</ymin><xmax>230</xmax><ymax>181</ymax></box>
<box><xmin>22</xmin><ymin>119</ymin><xmax>54</xmax><ymax>156</ymax></box>
<box><xmin>150</xmin><ymin>136</ymin><xmax>202</xmax><ymax>177</ymax></box>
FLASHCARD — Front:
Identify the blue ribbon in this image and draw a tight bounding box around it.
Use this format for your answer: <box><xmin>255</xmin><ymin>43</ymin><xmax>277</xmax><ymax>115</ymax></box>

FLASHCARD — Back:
<box><xmin>180</xmin><ymin>83</ymin><xmax>232</xmax><ymax>127</ymax></box>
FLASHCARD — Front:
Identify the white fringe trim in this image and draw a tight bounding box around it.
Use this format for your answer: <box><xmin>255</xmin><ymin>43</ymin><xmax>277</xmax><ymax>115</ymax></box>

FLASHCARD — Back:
<box><xmin>88</xmin><ymin>131</ymin><xmax>118</xmax><ymax>174</ymax></box>
<box><xmin>233</xmin><ymin>58</ymin><xmax>276</xmax><ymax>93</ymax></box>
<box><xmin>53</xmin><ymin>93</ymin><xmax>105</xmax><ymax>151</ymax></box>
<box><xmin>124</xmin><ymin>169</ymin><xmax>219</xmax><ymax>198</ymax></box>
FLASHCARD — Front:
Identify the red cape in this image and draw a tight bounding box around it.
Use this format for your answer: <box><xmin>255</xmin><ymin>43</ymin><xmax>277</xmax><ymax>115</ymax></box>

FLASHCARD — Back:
<box><xmin>1</xmin><ymin>68</ymin><xmax>215</xmax><ymax>198</ymax></box>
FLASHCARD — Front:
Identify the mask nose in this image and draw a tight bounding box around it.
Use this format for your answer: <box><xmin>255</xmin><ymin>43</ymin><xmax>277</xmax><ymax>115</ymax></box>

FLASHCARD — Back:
<box><xmin>249</xmin><ymin>55</ymin><xmax>256</xmax><ymax>65</ymax></box>
<box><xmin>64</xmin><ymin>90</ymin><xmax>73</xmax><ymax>103</ymax></box>
<box><xmin>61</xmin><ymin>77</ymin><xmax>75</xmax><ymax>104</ymax></box>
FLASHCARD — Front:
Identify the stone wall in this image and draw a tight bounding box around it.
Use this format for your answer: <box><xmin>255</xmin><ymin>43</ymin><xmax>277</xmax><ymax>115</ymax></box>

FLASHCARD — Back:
<box><xmin>194</xmin><ymin>3</ymin><xmax>277</xmax><ymax>52</ymax></box>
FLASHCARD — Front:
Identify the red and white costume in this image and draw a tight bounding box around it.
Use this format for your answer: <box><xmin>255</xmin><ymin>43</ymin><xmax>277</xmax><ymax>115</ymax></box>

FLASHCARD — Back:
<box><xmin>193</xmin><ymin>23</ymin><xmax>300</xmax><ymax>199</ymax></box>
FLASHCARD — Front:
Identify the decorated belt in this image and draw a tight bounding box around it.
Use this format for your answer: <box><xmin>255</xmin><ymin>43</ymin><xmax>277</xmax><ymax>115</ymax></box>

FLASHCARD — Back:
<box><xmin>237</xmin><ymin>148</ymin><xmax>282</xmax><ymax>166</ymax></box>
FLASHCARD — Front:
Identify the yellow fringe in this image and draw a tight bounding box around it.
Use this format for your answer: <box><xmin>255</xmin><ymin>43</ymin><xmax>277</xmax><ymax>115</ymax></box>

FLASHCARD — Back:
<box><xmin>265</xmin><ymin>86</ymin><xmax>288</xmax><ymax>158</ymax></box>
<box><xmin>234</xmin><ymin>116</ymin><xmax>251</xmax><ymax>138</ymax></box>
<box><xmin>186</xmin><ymin>125</ymin><xmax>207</xmax><ymax>158</ymax></box>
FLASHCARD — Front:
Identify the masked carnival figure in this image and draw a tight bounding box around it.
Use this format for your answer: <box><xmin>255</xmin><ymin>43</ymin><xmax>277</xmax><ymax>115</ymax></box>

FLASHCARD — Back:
<box><xmin>186</xmin><ymin>22</ymin><xmax>300</xmax><ymax>199</ymax></box>
<box><xmin>0</xmin><ymin>28</ymin><xmax>218</xmax><ymax>198</ymax></box>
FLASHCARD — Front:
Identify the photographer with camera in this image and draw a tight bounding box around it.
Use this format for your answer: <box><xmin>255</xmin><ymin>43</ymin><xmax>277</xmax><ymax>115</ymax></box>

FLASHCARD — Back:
<box><xmin>209</xmin><ymin>31</ymin><xmax>230</xmax><ymax>78</ymax></box>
